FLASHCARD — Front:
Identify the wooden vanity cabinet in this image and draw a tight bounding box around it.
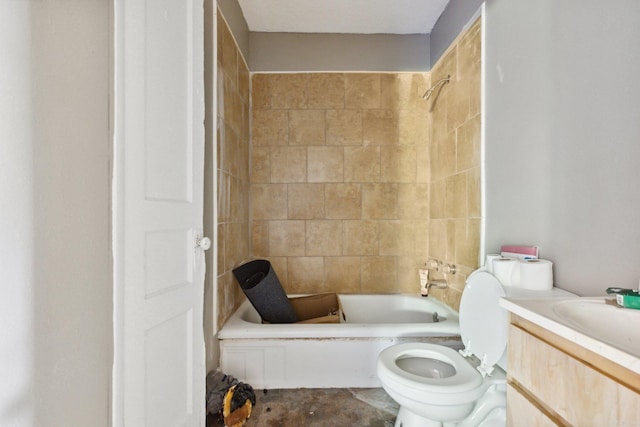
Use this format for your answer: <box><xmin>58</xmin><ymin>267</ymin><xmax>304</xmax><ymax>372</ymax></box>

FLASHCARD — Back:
<box><xmin>506</xmin><ymin>315</ymin><xmax>640</xmax><ymax>427</ymax></box>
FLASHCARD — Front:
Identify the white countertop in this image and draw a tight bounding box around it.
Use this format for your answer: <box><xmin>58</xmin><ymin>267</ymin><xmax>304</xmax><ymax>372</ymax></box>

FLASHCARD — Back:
<box><xmin>500</xmin><ymin>296</ymin><xmax>640</xmax><ymax>375</ymax></box>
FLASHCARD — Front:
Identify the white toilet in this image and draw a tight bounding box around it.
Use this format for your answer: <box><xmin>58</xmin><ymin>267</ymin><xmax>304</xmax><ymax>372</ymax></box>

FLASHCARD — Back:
<box><xmin>378</xmin><ymin>270</ymin><xmax>562</xmax><ymax>427</ymax></box>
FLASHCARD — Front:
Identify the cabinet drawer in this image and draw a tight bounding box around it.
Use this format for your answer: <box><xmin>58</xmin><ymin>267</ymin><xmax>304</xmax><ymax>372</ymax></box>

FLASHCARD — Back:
<box><xmin>506</xmin><ymin>383</ymin><xmax>556</xmax><ymax>427</ymax></box>
<box><xmin>508</xmin><ymin>324</ymin><xmax>640</xmax><ymax>426</ymax></box>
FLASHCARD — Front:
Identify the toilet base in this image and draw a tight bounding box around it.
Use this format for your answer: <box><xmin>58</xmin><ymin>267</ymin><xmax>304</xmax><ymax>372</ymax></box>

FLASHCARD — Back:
<box><xmin>394</xmin><ymin>406</ymin><xmax>442</xmax><ymax>427</ymax></box>
<box><xmin>392</xmin><ymin>384</ymin><xmax>507</xmax><ymax>427</ymax></box>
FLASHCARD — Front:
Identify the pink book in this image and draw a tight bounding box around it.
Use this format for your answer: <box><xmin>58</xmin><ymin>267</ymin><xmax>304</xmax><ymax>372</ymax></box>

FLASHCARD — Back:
<box><xmin>500</xmin><ymin>245</ymin><xmax>538</xmax><ymax>259</ymax></box>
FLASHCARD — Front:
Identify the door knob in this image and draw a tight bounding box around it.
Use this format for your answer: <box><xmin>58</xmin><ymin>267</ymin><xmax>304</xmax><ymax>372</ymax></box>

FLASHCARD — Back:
<box><xmin>196</xmin><ymin>236</ymin><xmax>211</xmax><ymax>250</ymax></box>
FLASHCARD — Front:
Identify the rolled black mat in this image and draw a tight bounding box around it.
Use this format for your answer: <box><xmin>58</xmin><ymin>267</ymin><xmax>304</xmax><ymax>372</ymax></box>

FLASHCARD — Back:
<box><xmin>232</xmin><ymin>260</ymin><xmax>298</xmax><ymax>323</ymax></box>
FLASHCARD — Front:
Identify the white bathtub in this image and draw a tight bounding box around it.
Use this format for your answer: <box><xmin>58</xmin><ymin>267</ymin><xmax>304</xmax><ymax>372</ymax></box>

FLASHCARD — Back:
<box><xmin>218</xmin><ymin>294</ymin><xmax>461</xmax><ymax>388</ymax></box>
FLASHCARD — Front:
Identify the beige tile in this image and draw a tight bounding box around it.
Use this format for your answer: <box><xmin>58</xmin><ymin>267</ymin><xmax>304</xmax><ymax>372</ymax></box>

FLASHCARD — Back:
<box><xmin>289</xmin><ymin>110</ymin><xmax>325</xmax><ymax>146</ymax></box>
<box><xmin>216</xmin><ymin>13</ymin><xmax>225</xmax><ymax>65</ymax></box>
<box><xmin>430</xmin><ymin>130</ymin><xmax>456</xmax><ymax>182</ymax></box>
<box><xmin>431</xmin><ymin>45</ymin><xmax>456</xmax><ymax>91</ymax></box>
<box><xmin>307</xmin><ymin>146</ymin><xmax>344</xmax><ymax>183</ymax></box>
<box><xmin>237</xmin><ymin>60</ymin><xmax>250</xmax><ymax>105</ymax></box>
<box><xmin>251</xmin><ymin>73</ymin><xmax>272</xmax><ymax>109</ymax></box>
<box><xmin>398</xmin><ymin>183</ymin><xmax>429</xmax><ymax>220</ymax></box>
<box><xmin>343</xmin><ymin>220</ymin><xmax>379</xmax><ymax>255</ymax></box>
<box><xmin>469</xmin><ymin>50</ymin><xmax>481</xmax><ymax>118</ymax></box>
<box><xmin>362</xmin><ymin>183</ymin><xmax>398</xmax><ymax>219</ymax></box>
<box><xmin>324</xmin><ymin>257</ymin><xmax>361</xmax><ymax>293</ymax></box>
<box><xmin>397</xmin><ymin>256</ymin><xmax>425</xmax><ymax>293</ymax></box>
<box><xmin>429</xmin><ymin>219</ymin><xmax>454</xmax><ymax>262</ymax></box>
<box><xmin>226</xmin><ymin>221</ymin><xmax>249</xmax><ymax>271</ymax></box>
<box><xmin>380</xmin><ymin>73</ymin><xmax>429</xmax><ymax>111</ymax></box>
<box><xmin>217</xmin><ymin>272</ymin><xmax>233</xmax><ymax>328</ymax></box>
<box><xmin>218</xmin><ymin>123</ymin><xmax>234</xmax><ymax>175</ymax></box>
<box><xmin>217</xmin><ymin>223</ymin><xmax>226</xmax><ymax>273</ymax></box>
<box><xmin>379</xmin><ymin>220</ymin><xmax>415</xmax><ymax>256</ymax></box>
<box><xmin>288</xmin><ymin>183</ymin><xmax>325</xmax><ymax>219</ymax></box>
<box><xmin>325</xmin><ymin>183</ymin><xmax>362</xmax><ymax>219</ymax></box>
<box><xmin>447</xmin><ymin>74</ymin><xmax>470</xmax><ymax>131</ymax></box>
<box><xmin>217</xmin><ymin>171</ymin><xmax>231</xmax><ymax>221</ymax></box>
<box><xmin>269</xmin><ymin>220</ymin><xmax>305</xmax><ymax>256</ymax></box>
<box><xmin>345</xmin><ymin>73</ymin><xmax>381</xmax><ymax>109</ymax></box>
<box><xmin>416</xmin><ymin>144</ymin><xmax>430</xmax><ymax>183</ymax></box>
<box><xmin>467</xmin><ymin>167</ymin><xmax>481</xmax><ymax>218</ymax></box>
<box><xmin>221</xmin><ymin>20</ymin><xmax>237</xmax><ymax>87</ymax></box>
<box><xmin>306</xmin><ymin>220</ymin><xmax>343</xmax><ymax>256</ymax></box>
<box><xmin>455</xmin><ymin>218</ymin><xmax>481</xmax><ymax>269</ymax></box>
<box><xmin>445</xmin><ymin>173</ymin><xmax>467</xmax><ymax>218</ymax></box>
<box><xmin>458</xmin><ymin>18</ymin><xmax>481</xmax><ymax>88</ymax></box>
<box><xmin>456</xmin><ymin>114</ymin><xmax>481</xmax><ymax>172</ymax></box>
<box><xmin>326</xmin><ymin>110</ymin><xmax>362</xmax><ymax>146</ymax></box>
<box><xmin>361</xmin><ymin>256</ymin><xmax>397</xmax><ymax>293</ymax></box>
<box><xmin>250</xmin><ymin>146</ymin><xmax>270</xmax><ymax>183</ymax></box>
<box><xmin>344</xmin><ymin>146</ymin><xmax>380</xmax><ymax>182</ymax></box>
<box><xmin>251</xmin><ymin>221</ymin><xmax>269</xmax><ymax>258</ymax></box>
<box><xmin>414</xmin><ymin>220</ymin><xmax>429</xmax><ymax>258</ymax></box>
<box><xmin>271</xmin><ymin>74</ymin><xmax>307</xmax><ymax>109</ymax></box>
<box><xmin>252</xmin><ymin>110</ymin><xmax>288</xmax><ymax>146</ymax></box>
<box><xmin>228</xmin><ymin>86</ymin><xmax>244</xmax><ymax>135</ymax></box>
<box><xmin>362</xmin><ymin>110</ymin><xmax>398</xmax><ymax>145</ymax></box>
<box><xmin>288</xmin><ymin>257</ymin><xmax>325</xmax><ymax>293</ymax></box>
<box><xmin>216</xmin><ymin>118</ymin><xmax>222</xmax><ymax>174</ymax></box>
<box><xmin>307</xmin><ymin>73</ymin><xmax>345</xmax><ymax>109</ymax></box>
<box><xmin>251</xmin><ymin>184</ymin><xmax>287</xmax><ymax>220</ymax></box>
<box><xmin>237</xmin><ymin>131</ymin><xmax>250</xmax><ymax>184</ymax></box>
<box><xmin>430</xmin><ymin>86</ymin><xmax>448</xmax><ymax>143</ymax></box>
<box><xmin>398</xmin><ymin>109</ymin><xmax>429</xmax><ymax>145</ymax></box>
<box><xmin>380</xmin><ymin>145</ymin><xmax>417</xmax><ymax>183</ymax></box>
<box><xmin>430</xmin><ymin>179</ymin><xmax>445</xmax><ymax>219</ymax></box>
<box><xmin>229</xmin><ymin>175</ymin><xmax>248</xmax><ymax>221</ymax></box>
<box><xmin>270</xmin><ymin>146</ymin><xmax>307</xmax><ymax>183</ymax></box>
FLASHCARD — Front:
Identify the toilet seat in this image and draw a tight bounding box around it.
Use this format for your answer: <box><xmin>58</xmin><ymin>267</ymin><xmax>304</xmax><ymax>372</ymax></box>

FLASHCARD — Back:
<box><xmin>378</xmin><ymin>343</ymin><xmax>483</xmax><ymax>394</ymax></box>
<box><xmin>459</xmin><ymin>271</ymin><xmax>508</xmax><ymax>375</ymax></box>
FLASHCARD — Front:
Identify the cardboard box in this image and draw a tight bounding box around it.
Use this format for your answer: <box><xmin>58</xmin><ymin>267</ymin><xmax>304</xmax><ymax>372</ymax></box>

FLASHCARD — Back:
<box><xmin>290</xmin><ymin>293</ymin><xmax>344</xmax><ymax>323</ymax></box>
<box><xmin>262</xmin><ymin>293</ymin><xmax>344</xmax><ymax>324</ymax></box>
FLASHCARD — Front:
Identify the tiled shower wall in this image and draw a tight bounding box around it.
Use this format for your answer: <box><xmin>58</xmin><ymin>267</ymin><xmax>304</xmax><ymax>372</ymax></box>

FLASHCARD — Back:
<box><xmin>248</xmin><ymin>19</ymin><xmax>481</xmax><ymax>307</ymax></box>
<box><xmin>427</xmin><ymin>18</ymin><xmax>482</xmax><ymax>310</ymax></box>
<box><xmin>216</xmin><ymin>10</ymin><xmax>251</xmax><ymax>328</ymax></box>
<box><xmin>250</xmin><ymin>73</ymin><xmax>432</xmax><ymax>294</ymax></box>
<box><xmin>215</xmin><ymin>13</ymin><xmax>481</xmax><ymax>325</ymax></box>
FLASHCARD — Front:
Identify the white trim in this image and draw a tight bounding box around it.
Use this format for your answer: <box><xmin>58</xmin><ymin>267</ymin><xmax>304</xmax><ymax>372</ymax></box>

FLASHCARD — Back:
<box><xmin>111</xmin><ymin>0</ymin><xmax>124</xmax><ymax>425</ymax></box>
<box><xmin>479</xmin><ymin>3</ymin><xmax>487</xmax><ymax>267</ymax></box>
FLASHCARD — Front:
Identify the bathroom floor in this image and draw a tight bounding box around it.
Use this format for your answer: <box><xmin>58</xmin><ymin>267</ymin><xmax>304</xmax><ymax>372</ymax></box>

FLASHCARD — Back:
<box><xmin>207</xmin><ymin>388</ymin><xmax>399</xmax><ymax>427</ymax></box>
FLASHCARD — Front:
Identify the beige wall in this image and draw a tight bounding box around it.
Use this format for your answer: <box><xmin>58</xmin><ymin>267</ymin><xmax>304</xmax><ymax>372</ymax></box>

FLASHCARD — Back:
<box><xmin>216</xmin><ymin>10</ymin><xmax>251</xmax><ymax>327</ymax></box>
<box><xmin>427</xmin><ymin>18</ymin><xmax>482</xmax><ymax>310</ymax></box>
<box><xmin>250</xmin><ymin>73</ymin><xmax>432</xmax><ymax>294</ymax></box>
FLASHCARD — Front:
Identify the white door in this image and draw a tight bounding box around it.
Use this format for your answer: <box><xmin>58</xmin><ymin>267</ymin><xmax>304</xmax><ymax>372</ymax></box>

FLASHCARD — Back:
<box><xmin>113</xmin><ymin>0</ymin><xmax>206</xmax><ymax>426</ymax></box>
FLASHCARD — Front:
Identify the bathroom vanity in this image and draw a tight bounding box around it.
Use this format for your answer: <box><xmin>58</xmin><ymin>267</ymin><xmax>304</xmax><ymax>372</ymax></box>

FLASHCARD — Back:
<box><xmin>500</xmin><ymin>297</ymin><xmax>640</xmax><ymax>426</ymax></box>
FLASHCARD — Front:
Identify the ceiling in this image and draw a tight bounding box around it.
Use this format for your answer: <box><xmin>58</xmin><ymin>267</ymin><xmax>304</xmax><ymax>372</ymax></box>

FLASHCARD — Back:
<box><xmin>237</xmin><ymin>0</ymin><xmax>451</xmax><ymax>35</ymax></box>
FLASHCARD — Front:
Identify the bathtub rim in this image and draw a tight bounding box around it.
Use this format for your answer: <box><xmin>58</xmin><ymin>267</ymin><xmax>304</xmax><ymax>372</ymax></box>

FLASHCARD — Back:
<box><xmin>218</xmin><ymin>293</ymin><xmax>461</xmax><ymax>340</ymax></box>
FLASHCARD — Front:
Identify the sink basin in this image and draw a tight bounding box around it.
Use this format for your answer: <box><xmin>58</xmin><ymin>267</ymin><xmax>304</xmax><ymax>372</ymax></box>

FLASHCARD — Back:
<box><xmin>552</xmin><ymin>299</ymin><xmax>640</xmax><ymax>357</ymax></box>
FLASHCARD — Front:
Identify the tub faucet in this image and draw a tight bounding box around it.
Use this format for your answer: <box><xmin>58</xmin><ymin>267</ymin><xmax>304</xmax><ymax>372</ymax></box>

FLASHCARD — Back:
<box><xmin>426</xmin><ymin>278</ymin><xmax>448</xmax><ymax>293</ymax></box>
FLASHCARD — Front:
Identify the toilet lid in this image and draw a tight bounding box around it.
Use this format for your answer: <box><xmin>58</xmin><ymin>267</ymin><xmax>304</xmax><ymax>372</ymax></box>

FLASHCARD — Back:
<box><xmin>459</xmin><ymin>271</ymin><xmax>507</xmax><ymax>373</ymax></box>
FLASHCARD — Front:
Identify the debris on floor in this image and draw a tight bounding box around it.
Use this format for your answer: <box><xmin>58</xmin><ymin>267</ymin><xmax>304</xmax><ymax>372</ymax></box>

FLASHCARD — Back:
<box><xmin>241</xmin><ymin>388</ymin><xmax>397</xmax><ymax>426</ymax></box>
<box><xmin>206</xmin><ymin>370</ymin><xmax>256</xmax><ymax>427</ymax></box>
<box><xmin>223</xmin><ymin>383</ymin><xmax>257</xmax><ymax>427</ymax></box>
